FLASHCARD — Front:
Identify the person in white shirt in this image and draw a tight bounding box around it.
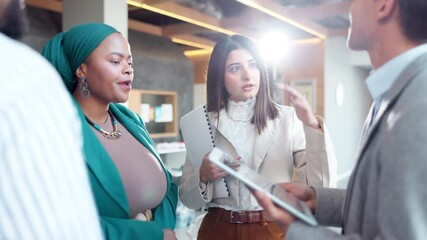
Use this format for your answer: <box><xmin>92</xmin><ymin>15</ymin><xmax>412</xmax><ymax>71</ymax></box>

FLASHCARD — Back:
<box><xmin>0</xmin><ymin>0</ymin><xmax>102</xmax><ymax>238</ymax></box>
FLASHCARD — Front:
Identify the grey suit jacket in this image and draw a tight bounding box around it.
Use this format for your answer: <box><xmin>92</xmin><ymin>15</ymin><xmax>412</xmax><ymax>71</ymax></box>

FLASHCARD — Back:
<box><xmin>287</xmin><ymin>53</ymin><xmax>427</xmax><ymax>240</ymax></box>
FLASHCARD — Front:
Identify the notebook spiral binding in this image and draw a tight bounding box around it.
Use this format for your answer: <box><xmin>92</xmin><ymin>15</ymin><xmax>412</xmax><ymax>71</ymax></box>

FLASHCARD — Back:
<box><xmin>203</xmin><ymin>105</ymin><xmax>229</xmax><ymax>196</ymax></box>
<box><xmin>180</xmin><ymin>104</ymin><xmax>231</xmax><ymax>198</ymax></box>
<box><xmin>203</xmin><ymin>105</ymin><xmax>216</xmax><ymax>147</ymax></box>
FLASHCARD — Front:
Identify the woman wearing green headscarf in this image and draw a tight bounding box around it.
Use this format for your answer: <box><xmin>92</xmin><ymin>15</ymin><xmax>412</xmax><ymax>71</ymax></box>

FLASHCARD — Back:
<box><xmin>42</xmin><ymin>23</ymin><xmax>178</xmax><ymax>240</ymax></box>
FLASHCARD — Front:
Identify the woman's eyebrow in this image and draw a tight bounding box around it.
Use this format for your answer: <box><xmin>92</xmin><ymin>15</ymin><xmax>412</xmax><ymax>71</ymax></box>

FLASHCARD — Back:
<box><xmin>109</xmin><ymin>52</ymin><xmax>124</xmax><ymax>57</ymax></box>
<box><xmin>109</xmin><ymin>52</ymin><xmax>132</xmax><ymax>59</ymax></box>
<box><xmin>226</xmin><ymin>62</ymin><xmax>240</xmax><ymax>68</ymax></box>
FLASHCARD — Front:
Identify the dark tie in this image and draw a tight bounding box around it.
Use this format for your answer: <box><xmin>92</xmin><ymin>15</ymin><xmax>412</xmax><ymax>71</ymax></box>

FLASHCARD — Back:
<box><xmin>361</xmin><ymin>103</ymin><xmax>375</xmax><ymax>139</ymax></box>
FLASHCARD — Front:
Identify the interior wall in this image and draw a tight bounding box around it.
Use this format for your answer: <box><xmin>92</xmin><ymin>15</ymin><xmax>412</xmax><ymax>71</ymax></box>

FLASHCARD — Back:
<box><xmin>324</xmin><ymin>36</ymin><xmax>372</xmax><ymax>188</ymax></box>
<box><xmin>188</xmin><ymin>54</ymin><xmax>210</xmax><ymax>107</ymax></box>
<box><xmin>128</xmin><ymin>30</ymin><xmax>194</xmax><ymax>142</ymax></box>
<box><xmin>189</xmin><ymin>54</ymin><xmax>209</xmax><ymax>84</ymax></box>
<box><xmin>281</xmin><ymin>39</ymin><xmax>325</xmax><ymax>116</ymax></box>
<box><xmin>21</xmin><ymin>7</ymin><xmax>60</xmax><ymax>51</ymax></box>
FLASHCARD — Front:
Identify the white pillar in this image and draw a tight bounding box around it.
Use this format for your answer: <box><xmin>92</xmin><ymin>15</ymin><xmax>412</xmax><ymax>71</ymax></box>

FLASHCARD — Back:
<box><xmin>324</xmin><ymin>36</ymin><xmax>372</xmax><ymax>188</ymax></box>
<box><xmin>62</xmin><ymin>0</ymin><xmax>128</xmax><ymax>39</ymax></box>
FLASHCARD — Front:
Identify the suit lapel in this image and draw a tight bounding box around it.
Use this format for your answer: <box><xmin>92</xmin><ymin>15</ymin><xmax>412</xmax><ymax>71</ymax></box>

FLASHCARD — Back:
<box><xmin>342</xmin><ymin>53</ymin><xmax>427</xmax><ymax>231</ymax></box>
<box><xmin>252</xmin><ymin>116</ymin><xmax>280</xmax><ymax>171</ymax></box>
<box><xmin>213</xmin><ymin>109</ymin><xmax>279</xmax><ymax>171</ymax></box>
<box><xmin>211</xmin><ymin>109</ymin><xmax>280</xmax><ymax>171</ymax></box>
<box><xmin>214</xmin><ymin>110</ymin><xmax>234</xmax><ymax>146</ymax></box>
<box><xmin>355</xmin><ymin>54</ymin><xmax>427</xmax><ymax>162</ymax></box>
<box><xmin>210</xmin><ymin>110</ymin><xmax>242</xmax><ymax>157</ymax></box>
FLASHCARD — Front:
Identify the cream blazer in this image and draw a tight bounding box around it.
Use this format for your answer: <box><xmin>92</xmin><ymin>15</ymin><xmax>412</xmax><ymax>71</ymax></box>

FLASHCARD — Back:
<box><xmin>179</xmin><ymin>105</ymin><xmax>337</xmax><ymax>210</ymax></box>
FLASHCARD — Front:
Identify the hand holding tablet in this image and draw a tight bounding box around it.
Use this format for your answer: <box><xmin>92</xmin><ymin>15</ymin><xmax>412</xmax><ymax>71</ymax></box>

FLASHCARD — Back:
<box><xmin>208</xmin><ymin>147</ymin><xmax>318</xmax><ymax>227</ymax></box>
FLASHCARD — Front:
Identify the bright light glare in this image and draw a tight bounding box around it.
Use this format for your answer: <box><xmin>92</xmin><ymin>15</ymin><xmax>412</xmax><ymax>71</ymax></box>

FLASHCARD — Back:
<box><xmin>258</xmin><ymin>31</ymin><xmax>289</xmax><ymax>62</ymax></box>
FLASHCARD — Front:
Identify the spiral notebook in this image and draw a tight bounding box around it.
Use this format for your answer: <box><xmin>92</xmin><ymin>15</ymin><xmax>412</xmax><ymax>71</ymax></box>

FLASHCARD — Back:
<box><xmin>180</xmin><ymin>105</ymin><xmax>230</xmax><ymax>198</ymax></box>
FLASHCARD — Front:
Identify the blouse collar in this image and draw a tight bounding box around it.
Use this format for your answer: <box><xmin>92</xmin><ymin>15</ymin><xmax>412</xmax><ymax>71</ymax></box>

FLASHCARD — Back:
<box><xmin>227</xmin><ymin>97</ymin><xmax>256</xmax><ymax>122</ymax></box>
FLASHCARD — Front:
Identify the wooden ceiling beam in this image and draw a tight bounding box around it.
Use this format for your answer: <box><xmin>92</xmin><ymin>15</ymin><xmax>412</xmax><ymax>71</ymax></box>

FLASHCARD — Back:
<box><xmin>24</xmin><ymin>0</ymin><xmax>218</xmax><ymax>50</ymax></box>
<box><xmin>129</xmin><ymin>1</ymin><xmax>240</xmax><ymax>36</ymax></box>
<box><xmin>220</xmin><ymin>9</ymin><xmax>266</xmax><ymax>29</ymax></box>
<box><xmin>236</xmin><ymin>0</ymin><xmax>328</xmax><ymax>39</ymax></box>
<box><xmin>169</xmin><ymin>34</ymin><xmax>215</xmax><ymax>49</ymax></box>
<box><xmin>220</xmin><ymin>9</ymin><xmax>284</xmax><ymax>40</ymax></box>
<box><xmin>127</xmin><ymin>0</ymin><xmax>173</xmax><ymax>5</ymax></box>
<box><xmin>228</xmin><ymin>27</ymin><xmax>259</xmax><ymax>40</ymax></box>
<box><xmin>26</xmin><ymin>0</ymin><xmax>346</xmax><ymax>49</ymax></box>
<box><xmin>25</xmin><ymin>0</ymin><xmax>62</xmax><ymax>12</ymax></box>
<box><xmin>162</xmin><ymin>23</ymin><xmax>208</xmax><ymax>36</ymax></box>
<box><xmin>142</xmin><ymin>0</ymin><xmax>172</xmax><ymax>4</ymax></box>
<box><xmin>128</xmin><ymin>6</ymin><xmax>140</xmax><ymax>11</ymax></box>
<box><xmin>289</xmin><ymin>1</ymin><xmax>352</xmax><ymax>20</ymax></box>
<box><xmin>128</xmin><ymin>19</ymin><xmax>163</xmax><ymax>36</ymax></box>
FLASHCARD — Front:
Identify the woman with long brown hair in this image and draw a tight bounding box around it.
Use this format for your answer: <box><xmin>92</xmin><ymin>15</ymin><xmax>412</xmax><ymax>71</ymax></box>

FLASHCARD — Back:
<box><xmin>179</xmin><ymin>35</ymin><xmax>336</xmax><ymax>240</ymax></box>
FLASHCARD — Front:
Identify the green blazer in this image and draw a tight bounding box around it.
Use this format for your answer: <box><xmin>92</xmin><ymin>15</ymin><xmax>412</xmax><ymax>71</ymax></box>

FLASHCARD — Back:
<box><xmin>76</xmin><ymin>102</ymin><xmax>178</xmax><ymax>239</ymax></box>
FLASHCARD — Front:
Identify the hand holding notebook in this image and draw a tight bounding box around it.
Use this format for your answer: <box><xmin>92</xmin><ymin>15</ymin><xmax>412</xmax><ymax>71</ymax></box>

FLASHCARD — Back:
<box><xmin>180</xmin><ymin>105</ymin><xmax>230</xmax><ymax>198</ymax></box>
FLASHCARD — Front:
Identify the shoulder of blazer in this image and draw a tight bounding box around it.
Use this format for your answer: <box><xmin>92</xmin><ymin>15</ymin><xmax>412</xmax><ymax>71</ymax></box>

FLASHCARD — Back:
<box><xmin>274</xmin><ymin>104</ymin><xmax>296</xmax><ymax>126</ymax></box>
<box><xmin>383</xmin><ymin>52</ymin><xmax>427</xmax><ymax>103</ymax></box>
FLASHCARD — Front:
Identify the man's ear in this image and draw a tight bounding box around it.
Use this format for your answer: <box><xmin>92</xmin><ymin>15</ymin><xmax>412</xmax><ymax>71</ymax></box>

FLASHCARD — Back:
<box><xmin>376</xmin><ymin>0</ymin><xmax>397</xmax><ymax>21</ymax></box>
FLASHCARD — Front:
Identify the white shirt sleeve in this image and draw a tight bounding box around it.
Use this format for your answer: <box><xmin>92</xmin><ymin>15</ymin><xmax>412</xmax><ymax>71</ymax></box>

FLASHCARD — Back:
<box><xmin>0</xmin><ymin>34</ymin><xmax>103</xmax><ymax>240</ymax></box>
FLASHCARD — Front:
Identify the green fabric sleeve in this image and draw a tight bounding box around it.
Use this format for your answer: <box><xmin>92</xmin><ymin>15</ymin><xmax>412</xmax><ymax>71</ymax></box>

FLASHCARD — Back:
<box><xmin>153</xmin><ymin>181</ymin><xmax>178</xmax><ymax>229</ymax></box>
<box><xmin>99</xmin><ymin>180</ymin><xmax>178</xmax><ymax>239</ymax></box>
<box><xmin>101</xmin><ymin>216</ymin><xmax>163</xmax><ymax>240</ymax></box>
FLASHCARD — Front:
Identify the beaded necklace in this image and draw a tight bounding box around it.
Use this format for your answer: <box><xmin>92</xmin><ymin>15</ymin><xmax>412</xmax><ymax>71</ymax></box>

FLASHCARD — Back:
<box><xmin>85</xmin><ymin>109</ymin><xmax>122</xmax><ymax>140</ymax></box>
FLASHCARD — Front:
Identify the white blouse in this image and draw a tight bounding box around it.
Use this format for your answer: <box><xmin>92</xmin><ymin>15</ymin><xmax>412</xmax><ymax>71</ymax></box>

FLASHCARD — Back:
<box><xmin>220</xmin><ymin>97</ymin><xmax>260</xmax><ymax>210</ymax></box>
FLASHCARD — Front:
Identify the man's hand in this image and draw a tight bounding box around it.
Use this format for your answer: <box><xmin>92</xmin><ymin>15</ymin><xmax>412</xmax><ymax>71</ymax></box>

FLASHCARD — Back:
<box><xmin>252</xmin><ymin>183</ymin><xmax>317</xmax><ymax>233</ymax></box>
<box><xmin>252</xmin><ymin>190</ymin><xmax>295</xmax><ymax>233</ymax></box>
<box><xmin>281</xmin><ymin>183</ymin><xmax>317</xmax><ymax>213</ymax></box>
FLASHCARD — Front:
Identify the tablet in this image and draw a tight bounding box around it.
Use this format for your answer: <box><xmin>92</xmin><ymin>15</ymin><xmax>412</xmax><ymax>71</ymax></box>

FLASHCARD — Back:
<box><xmin>208</xmin><ymin>147</ymin><xmax>318</xmax><ymax>227</ymax></box>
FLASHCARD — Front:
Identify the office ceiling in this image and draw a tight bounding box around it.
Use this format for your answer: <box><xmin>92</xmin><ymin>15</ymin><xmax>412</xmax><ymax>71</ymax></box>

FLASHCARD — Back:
<box><xmin>25</xmin><ymin>0</ymin><xmax>352</xmax><ymax>55</ymax></box>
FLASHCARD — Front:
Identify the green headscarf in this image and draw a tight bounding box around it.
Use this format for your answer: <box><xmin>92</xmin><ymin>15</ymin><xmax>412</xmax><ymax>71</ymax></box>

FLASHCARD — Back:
<box><xmin>42</xmin><ymin>22</ymin><xmax>119</xmax><ymax>93</ymax></box>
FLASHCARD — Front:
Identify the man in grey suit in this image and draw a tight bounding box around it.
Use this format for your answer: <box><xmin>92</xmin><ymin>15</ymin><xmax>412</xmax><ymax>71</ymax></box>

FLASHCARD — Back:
<box><xmin>253</xmin><ymin>0</ymin><xmax>427</xmax><ymax>239</ymax></box>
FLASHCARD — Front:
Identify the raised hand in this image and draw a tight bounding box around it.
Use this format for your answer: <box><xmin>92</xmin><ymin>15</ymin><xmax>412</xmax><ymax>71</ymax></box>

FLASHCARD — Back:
<box><xmin>277</xmin><ymin>83</ymin><xmax>320</xmax><ymax>130</ymax></box>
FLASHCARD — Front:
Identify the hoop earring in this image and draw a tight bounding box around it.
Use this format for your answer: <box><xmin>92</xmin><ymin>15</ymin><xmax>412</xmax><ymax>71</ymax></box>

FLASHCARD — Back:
<box><xmin>79</xmin><ymin>76</ymin><xmax>90</xmax><ymax>99</ymax></box>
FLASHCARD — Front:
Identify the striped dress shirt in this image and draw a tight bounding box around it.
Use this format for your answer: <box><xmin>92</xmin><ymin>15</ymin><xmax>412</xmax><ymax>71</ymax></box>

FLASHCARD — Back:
<box><xmin>0</xmin><ymin>33</ymin><xmax>103</xmax><ymax>239</ymax></box>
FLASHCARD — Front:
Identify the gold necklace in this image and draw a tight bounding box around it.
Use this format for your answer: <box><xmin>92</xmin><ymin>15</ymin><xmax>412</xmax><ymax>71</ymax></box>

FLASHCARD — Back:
<box><xmin>85</xmin><ymin>109</ymin><xmax>122</xmax><ymax>140</ymax></box>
